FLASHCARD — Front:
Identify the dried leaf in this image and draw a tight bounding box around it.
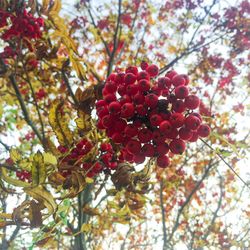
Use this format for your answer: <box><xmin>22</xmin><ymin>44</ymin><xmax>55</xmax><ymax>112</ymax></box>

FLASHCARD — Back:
<box><xmin>24</xmin><ymin>186</ymin><xmax>57</xmax><ymax>217</ymax></box>
<box><xmin>32</xmin><ymin>151</ymin><xmax>46</xmax><ymax>186</ymax></box>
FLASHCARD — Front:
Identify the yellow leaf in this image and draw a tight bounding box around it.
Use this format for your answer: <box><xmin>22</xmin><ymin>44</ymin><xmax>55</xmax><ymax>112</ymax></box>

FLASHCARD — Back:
<box><xmin>0</xmin><ymin>213</ymin><xmax>12</xmax><ymax>220</ymax></box>
<box><xmin>24</xmin><ymin>186</ymin><xmax>57</xmax><ymax>216</ymax></box>
<box><xmin>32</xmin><ymin>151</ymin><xmax>46</xmax><ymax>186</ymax></box>
<box><xmin>81</xmin><ymin>223</ymin><xmax>92</xmax><ymax>233</ymax></box>
<box><xmin>48</xmin><ymin>100</ymin><xmax>74</xmax><ymax>146</ymax></box>
<box><xmin>85</xmin><ymin>177</ymin><xmax>94</xmax><ymax>184</ymax></box>
<box><xmin>168</xmin><ymin>45</ymin><xmax>177</xmax><ymax>54</ymax></box>
<box><xmin>10</xmin><ymin>148</ymin><xmax>22</xmax><ymax>163</ymax></box>
<box><xmin>43</xmin><ymin>152</ymin><xmax>57</xmax><ymax>165</ymax></box>
<box><xmin>50</xmin><ymin>0</ymin><xmax>61</xmax><ymax>13</ymax></box>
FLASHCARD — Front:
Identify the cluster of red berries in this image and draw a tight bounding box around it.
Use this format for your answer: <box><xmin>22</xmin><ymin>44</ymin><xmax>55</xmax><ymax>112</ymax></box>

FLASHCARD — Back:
<box><xmin>0</xmin><ymin>9</ymin><xmax>44</xmax><ymax>41</ymax></box>
<box><xmin>58</xmin><ymin>140</ymin><xmax>118</xmax><ymax>178</ymax></box>
<box><xmin>16</xmin><ymin>170</ymin><xmax>31</xmax><ymax>182</ymax></box>
<box><xmin>96</xmin><ymin>63</ymin><xmax>211</xmax><ymax>168</ymax></box>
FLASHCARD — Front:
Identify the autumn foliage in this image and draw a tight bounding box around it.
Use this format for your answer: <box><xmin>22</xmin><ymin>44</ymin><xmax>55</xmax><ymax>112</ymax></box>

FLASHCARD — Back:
<box><xmin>0</xmin><ymin>0</ymin><xmax>249</xmax><ymax>249</ymax></box>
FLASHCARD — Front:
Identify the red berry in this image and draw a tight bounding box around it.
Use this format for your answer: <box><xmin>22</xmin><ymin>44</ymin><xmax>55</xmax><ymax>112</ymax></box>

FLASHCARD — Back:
<box><xmin>136</xmin><ymin>105</ymin><xmax>148</xmax><ymax>116</ymax></box>
<box><xmin>140</xmin><ymin>61</ymin><xmax>148</xmax><ymax>70</ymax></box>
<box><xmin>126</xmin><ymin>84</ymin><xmax>138</xmax><ymax>95</ymax></box>
<box><xmin>172</xmin><ymin>100</ymin><xmax>186</xmax><ymax>113</ymax></box>
<box><xmin>97</xmin><ymin>106</ymin><xmax>109</xmax><ymax>118</ymax></box>
<box><xmin>114</xmin><ymin>119</ymin><xmax>127</xmax><ymax>132</ymax></box>
<box><xmin>188</xmin><ymin>132</ymin><xmax>199</xmax><ymax>142</ymax></box>
<box><xmin>165</xmin><ymin>128</ymin><xmax>179</xmax><ymax>139</ymax></box>
<box><xmin>134</xmin><ymin>154</ymin><xmax>145</xmax><ymax>164</ymax></box>
<box><xmin>197</xmin><ymin>124</ymin><xmax>211</xmax><ymax>137</ymax></box>
<box><xmin>169</xmin><ymin>113</ymin><xmax>185</xmax><ymax>128</ymax></box>
<box><xmin>138</xmin><ymin>128</ymin><xmax>153</xmax><ymax>143</ymax></box>
<box><xmin>146</xmin><ymin>64</ymin><xmax>159</xmax><ymax>77</ymax></box>
<box><xmin>175</xmin><ymin>85</ymin><xmax>189</xmax><ymax>99</ymax></box>
<box><xmin>115</xmin><ymin>73</ymin><xmax>125</xmax><ymax>84</ymax></box>
<box><xmin>124</xmin><ymin>73</ymin><xmax>137</xmax><ymax>85</ymax></box>
<box><xmin>157</xmin><ymin>155</ymin><xmax>170</xmax><ymax>168</ymax></box>
<box><xmin>159</xmin><ymin>120</ymin><xmax>172</xmax><ymax>134</ymax></box>
<box><xmin>158</xmin><ymin>77</ymin><xmax>171</xmax><ymax>89</ymax></box>
<box><xmin>124</xmin><ymin>124</ymin><xmax>138</xmax><ymax>137</ymax></box>
<box><xmin>122</xmin><ymin>150</ymin><xmax>134</xmax><ymax>162</ymax></box>
<box><xmin>185</xmin><ymin>115</ymin><xmax>201</xmax><ymax>131</ymax></box>
<box><xmin>141</xmin><ymin>143</ymin><xmax>155</xmax><ymax>157</ymax></box>
<box><xmin>105</xmin><ymin>81</ymin><xmax>117</xmax><ymax>93</ymax></box>
<box><xmin>102</xmin><ymin>115</ymin><xmax>114</xmax><ymax>128</ymax></box>
<box><xmin>117</xmin><ymin>84</ymin><xmax>126</xmax><ymax>96</ymax></box>
<box><xmin>179</xmin><ymin>127</ymin><xmax>193</xmax><ymax>140</ymax></box>
<box><xmin>165</xmin><ymin>70</ymin><xmax>177</xmax><ymax>80</ymax></box>
<box><xmin>153</xmin><ymin>130</ymin><xmax>166</xmax><ymax>144</ymax></box>
<box><xmin>119</xmin><ymin>94</ymin><xmax>131</xmax><ymax>105</ymax></box>
<box><xmin>104</xmin><ymin>94</ymin><xmax>116</xmax><ymax>103</ymax></box>
<box><xmin>107</xmin><ymin>73</ymin><xmax>117</xmax><ymax>82</ymax></box>
<box><xmin>133</xmin><ymin>93</ymin><xmax>145</xmax><ymax>104</ymax></box>
<box><xmin>185</xmin><ymin>95</ymin><xmax>200</xmax><ymax>110</ymax></box>
<box><xmin>137</xmin><ymin>71</ymin><xmax>150</xmax><ymax>81</ymax></box>
<box><xmin>156</xmin><ymin>142</ymin><xmax>169</xmax><ymax>156</ymax></box>
<box><xmin>126</xmin><ymin>66</ymin><xmax>138</xmax><ymax>75</ymax></box>
<box><xmin>100</xmin><ymin>143</ymin><xmax>113</xmax><ymax>152</ymax></box>
<box><xmin>108</xmin><ymin>101</ymin><xmax>121</xmax><ymax>114</ymax></box>
<box><xmin>126</xmin><ymin>139</ymin><xmax>141</xmax><ymax>154</ymax></box>
<box><xmin>179</xmin><ymin>74</ymin><xmax>190</xmax><ymax>85</ymax></box>
<box><xmin>121</xmin><ymin>103</ymin><xmax>135</xmax><ymax>118</ymax></box>
<box><xmin>192</xmin><ymin>112</ymin><xmax>202</xmax><ymax>121</ymax></box>
<box><xmin>112</xmin><ymin>133</ymin><xmax>124</xmax><ymax>144</ymax></box>
<box><xmin>150</xmin><ymin>114</ymin><xmax>162</xmax><ymax>126</ymax></box>
<box><xmin>169</xmin><ymin>139</ymin><xmax>186</xmax><ymax>154</ymax></box>
<box><xmin>172</xmin><ymin>74</ymin><xmax>186</xmax><ymax>87</ymax></box>
<box><xmin>96</xmin><ymin>100</ymin><xmax>107</xmax><ymax>109</ymax></box>
<box><xmin>145</xmin><ymin>93</ymin><xmax>158</xmax><ymax>108</ymax></box>
<box><xmin>138</xmin><ymin>79</ymin><xmax>150</xmax><ymax>92</ymax></box>
<box><xmin>162</xmin><ymin>88</ymin><xmax>170</xmax><ymax>97</ymax></box>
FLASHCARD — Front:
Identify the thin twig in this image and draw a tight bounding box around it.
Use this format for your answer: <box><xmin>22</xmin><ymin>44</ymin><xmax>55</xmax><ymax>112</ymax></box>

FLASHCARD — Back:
<box><xmin>200</xmin><ymin>138</ymin><xmax>250</xmax><ymax>190</ymax></box>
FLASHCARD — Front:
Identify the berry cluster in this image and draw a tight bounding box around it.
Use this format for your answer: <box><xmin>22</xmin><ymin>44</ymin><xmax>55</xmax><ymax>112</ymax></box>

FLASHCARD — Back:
<box><xmin>58</xmin><ymin>140</ymin><xmax>118</xmax><ymax>178</ymax></box>
<box><xmin>96</xmin><ymin>63</ymin><xmax>210</xmax><ymax>168</ymax></box>
<box><xmin>16</xmin><ymin>170</ymin><xmax>31</xmax><ymax>182</ymax></box>
<box><xmin>0</xmin><ymin>9</ymin><xmax>44</xmax><ymax>41</ymax></box>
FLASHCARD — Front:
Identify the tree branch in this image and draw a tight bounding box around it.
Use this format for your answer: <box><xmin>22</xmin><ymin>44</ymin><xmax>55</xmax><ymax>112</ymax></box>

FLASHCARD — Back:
<box><xmin>160</xmin><ymin>180</ymin><xmax>168</xmax><ymax>250</ymax></box>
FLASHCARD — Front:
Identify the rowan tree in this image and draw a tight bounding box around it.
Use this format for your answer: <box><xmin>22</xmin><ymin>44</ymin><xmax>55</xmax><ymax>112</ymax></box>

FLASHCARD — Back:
<box><xmin>0</xmin><ymin>0</ymin><xmax>249</xmax><ymax>249</ymax></box>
